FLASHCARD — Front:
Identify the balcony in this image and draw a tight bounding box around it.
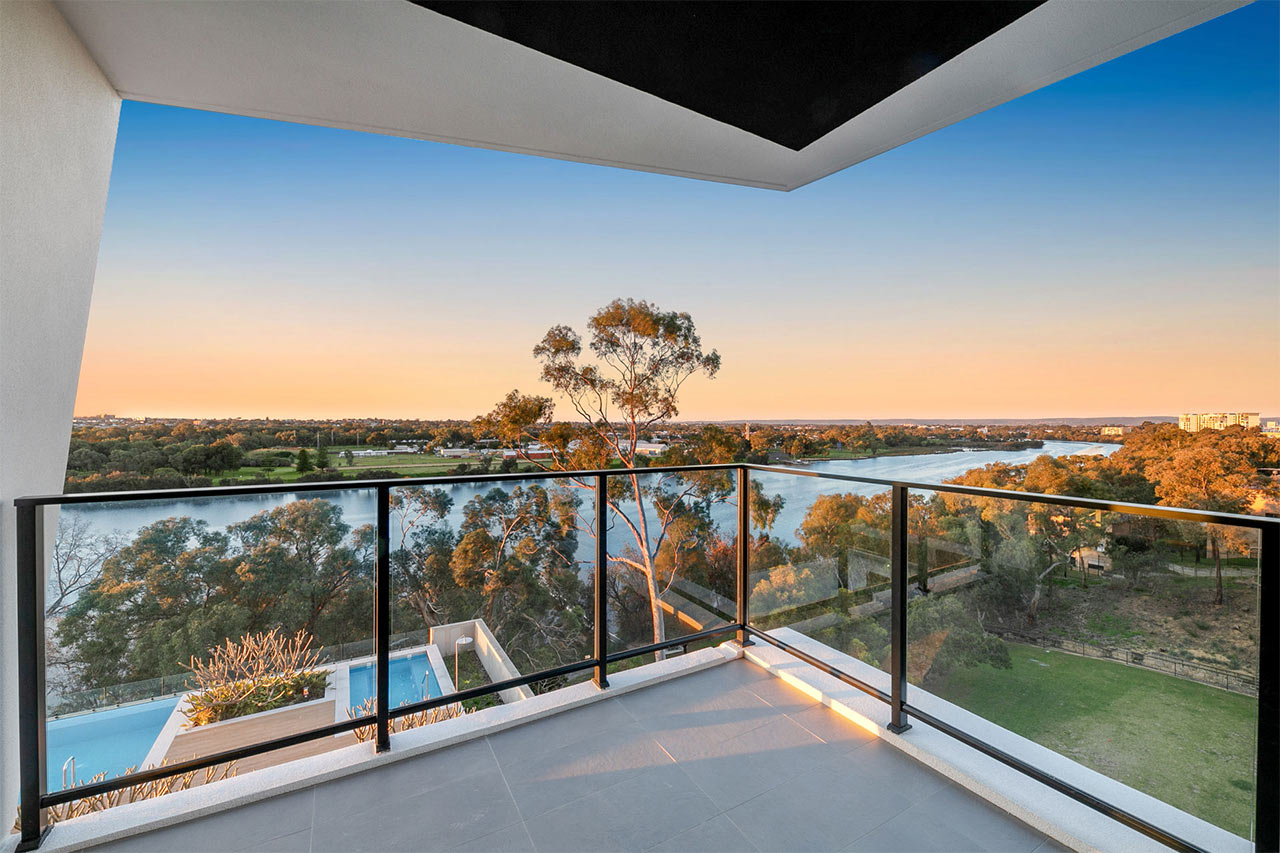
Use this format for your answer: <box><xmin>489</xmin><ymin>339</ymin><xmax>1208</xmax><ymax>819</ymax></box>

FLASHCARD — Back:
<box><xmin>6</xmin><ymin>463</ymin><xmax>1275</xmax><ymax>853</ymax></box>
<box><xmin>74</xmin><ymin>659</ymin><xmax>1060</xmax><ymax>853</ymax></box>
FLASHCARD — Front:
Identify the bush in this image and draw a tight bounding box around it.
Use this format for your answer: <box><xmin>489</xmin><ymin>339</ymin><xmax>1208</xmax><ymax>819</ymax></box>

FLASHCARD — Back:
<box><xmin>12</xmin><ymin>760</ymin><xmax>237</xmax><ymax>830</ymax></box>
<box><xmin>360</xmin><ymin>468</ymin><xmax>406</xmax><ymax>479</ymax></box>
<box><xmin>220</xmin><ymin>475</ymin><xmax>285</xmax><ymax>486</ymax></box>
<box><xmin>295</xmin><ymin>470</ymin><xmax>350</xmax><ymax>483</ymax></box>
<box><xmin>347</xmin><ymin>697</ymin><xmax>468</xmax><ymax>742</ymax></box>
<box><xmin>63</xmin><ymin>470</ymin><xmax>212</xmax><ymax>493</ymax></box>
<box><xmin>907</xmin><ymin>593</ymin><xmax>1010</xmax><ymax>684</ymax></box>
<box><xmin>182</xmin><ymin>630</ymin><xmax>329</xmax><ymax>727</ymax></box>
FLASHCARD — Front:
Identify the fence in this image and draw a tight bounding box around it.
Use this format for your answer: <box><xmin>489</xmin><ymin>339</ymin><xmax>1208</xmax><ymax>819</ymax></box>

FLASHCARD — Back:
<box><xmin>12</xmin><ymin>462</ymin><xmax>1278</xmax><ymax>853</ymax></box>
<box><xmin>987</xmin><ymin>625</ymin><xmax>1259</xmax><ymax>696</ymax></box>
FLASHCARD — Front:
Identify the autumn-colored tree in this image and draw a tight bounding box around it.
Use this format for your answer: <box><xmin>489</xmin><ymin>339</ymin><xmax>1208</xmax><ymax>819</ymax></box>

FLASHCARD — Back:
<box><xmin>907</xmin><ymin>494</ymin><xmax>937</xmax><ymax>594</ymax></box>
<box><xmin>796</xmin><ymin>492</ymin><xmax>889</xmax><ymax>590</ymax></box>
<box><xmin>751</xmin><ymin>564</ymin><xmax>817</xmax><ymax>614</ymax></box>
<box><xmin>941</xmin><ymin>459</ymin><xmax>1103</xmax><ymax>624</ymax></box>
<box><xmin>1151</xmin><ymin>445</ymin><xmax>1255</xmax><ymax>605</ymax></box>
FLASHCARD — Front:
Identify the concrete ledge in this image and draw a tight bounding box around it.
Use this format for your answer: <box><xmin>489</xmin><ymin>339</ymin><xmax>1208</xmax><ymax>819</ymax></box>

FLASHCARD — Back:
<box><xmin>744</xmin><ymin>628</ymin><xmax>1249</xmax><ymax>853</ymax></box>
<box><xmin>5</xmin><ymin>642</ymin><xmax>741</xmax><ymax>853</ymax></box>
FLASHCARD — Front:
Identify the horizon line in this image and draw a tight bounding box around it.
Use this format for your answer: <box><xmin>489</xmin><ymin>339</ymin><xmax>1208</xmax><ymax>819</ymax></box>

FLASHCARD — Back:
<box><xmin>71</xmin><ymin>413</ymin><xmax>1216</xmax><ymax>423</ymax></box>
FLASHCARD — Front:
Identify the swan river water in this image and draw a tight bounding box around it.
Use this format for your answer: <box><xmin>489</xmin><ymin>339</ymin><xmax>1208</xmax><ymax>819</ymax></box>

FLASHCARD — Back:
<box><xmin>60</xmin><ymin>440</ymin><xmax>1118</xmax><ymax>555</ymax></box>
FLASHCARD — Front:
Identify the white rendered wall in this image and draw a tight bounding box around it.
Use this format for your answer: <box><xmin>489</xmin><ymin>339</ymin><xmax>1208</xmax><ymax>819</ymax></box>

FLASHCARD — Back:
<box><xmin>0</xmin><ymin>0</ymin><xmax>120</xmax><ymax>829</ymax></box>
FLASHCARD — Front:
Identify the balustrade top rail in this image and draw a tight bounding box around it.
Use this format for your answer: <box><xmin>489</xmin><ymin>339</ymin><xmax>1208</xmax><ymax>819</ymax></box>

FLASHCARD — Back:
<box><xmin>14</xmin><ymin>461</ymin><xmax>1279</xmax><ymax>532</ymax></box>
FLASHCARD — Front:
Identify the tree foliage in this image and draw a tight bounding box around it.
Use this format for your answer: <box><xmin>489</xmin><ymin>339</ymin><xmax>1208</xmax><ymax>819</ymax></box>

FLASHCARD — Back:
<box><xmin>475</xmin><ymin>299</ymin><xmax>730</xmax><ymax>657</ymax></box>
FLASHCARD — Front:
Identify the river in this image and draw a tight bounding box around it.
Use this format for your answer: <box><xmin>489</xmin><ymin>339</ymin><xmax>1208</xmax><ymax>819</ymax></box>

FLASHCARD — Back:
<box><xmin>60</xmin><ymin>440</ymin><xmax>1117</xmax><ymax>552</ymax></box>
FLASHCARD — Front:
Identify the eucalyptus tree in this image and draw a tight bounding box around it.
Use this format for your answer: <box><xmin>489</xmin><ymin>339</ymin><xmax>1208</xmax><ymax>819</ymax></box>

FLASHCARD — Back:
<box><xmin>475</xmin><ymin>299</ymin><xmax>723</xmax><ymax>657</ymax></box>
<box><xmin>57</xmin><ymin>518</ymin><xmax>238</xmax><ymax>687</ymax></box>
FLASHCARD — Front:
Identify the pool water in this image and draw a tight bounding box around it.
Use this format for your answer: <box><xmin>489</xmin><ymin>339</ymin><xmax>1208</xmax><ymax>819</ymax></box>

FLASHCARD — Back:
<box><xmin>47</xmin><ymin>698</ymin><xmax>180</xmax><ymax>788</ymax></box>
<box><xmin>42</xmin><ymin>654</ymin><xmax>441</xmax><ymax>790</ymax></box>
<box><xmin>348</xmin><ymin>653</ymin><xmax>441</xmax><ymax>712</ymax></box>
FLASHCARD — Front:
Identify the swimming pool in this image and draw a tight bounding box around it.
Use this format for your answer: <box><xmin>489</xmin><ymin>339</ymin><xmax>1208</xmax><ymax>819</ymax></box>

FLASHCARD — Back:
<box><xmin>46</xmin><ymin>698</ymin><xmax>180</xmax><ymax>789</ymax></box>
<box><xmin>348</xmin><ymin>653</ymin><xmax>441</xmax><ymax>712</ymax></box>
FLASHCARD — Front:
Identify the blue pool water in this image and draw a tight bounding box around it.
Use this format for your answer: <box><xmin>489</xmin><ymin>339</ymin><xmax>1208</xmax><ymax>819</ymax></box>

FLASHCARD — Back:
<box><xmin>47</xmin><ymin>698</ymin><xmax>179</xmax><ymax>788</ymax></box>
<box><xmin>348</xmin><ymin>653</ymin><xmax>441</xmax><ymax>712</ymax></box>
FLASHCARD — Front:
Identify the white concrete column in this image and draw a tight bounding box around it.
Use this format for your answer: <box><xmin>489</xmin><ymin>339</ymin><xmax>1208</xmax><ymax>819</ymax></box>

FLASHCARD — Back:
<box><xmin>0</xmin><ymin>0</ymin><xmax>120</xmax><ymax>829</ymax></box>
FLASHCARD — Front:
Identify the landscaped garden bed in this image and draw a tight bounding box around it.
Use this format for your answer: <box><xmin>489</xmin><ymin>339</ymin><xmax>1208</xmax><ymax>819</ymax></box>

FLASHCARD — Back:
<box><xmin>181</xmin><ymin>629</ymin><xmax>329</xmax><ymax>727</ymax></box>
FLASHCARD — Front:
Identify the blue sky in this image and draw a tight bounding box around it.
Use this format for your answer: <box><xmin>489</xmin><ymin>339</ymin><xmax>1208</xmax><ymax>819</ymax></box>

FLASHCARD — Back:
<box><xmin>79</xmin><ymin>2</ymin><xmax>1279</xmax><ymax>420</ymax></box>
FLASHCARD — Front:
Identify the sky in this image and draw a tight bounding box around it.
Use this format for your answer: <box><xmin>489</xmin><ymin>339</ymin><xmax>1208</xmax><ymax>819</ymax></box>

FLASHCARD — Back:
<box><xmin>75</xmin><ymin>2</ymin><xmax>1280</xmax><ymax>422</ymax></box>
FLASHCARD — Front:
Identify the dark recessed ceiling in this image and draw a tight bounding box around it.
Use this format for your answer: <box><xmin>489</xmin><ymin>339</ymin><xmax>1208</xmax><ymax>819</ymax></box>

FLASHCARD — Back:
<box><xmin>411</xmin><ymin>1</ymin><xmax>1045</xmax><ymax>151</ymax></box>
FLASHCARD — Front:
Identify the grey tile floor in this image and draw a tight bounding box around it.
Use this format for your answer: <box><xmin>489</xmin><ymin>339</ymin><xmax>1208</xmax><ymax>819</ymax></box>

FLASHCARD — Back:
<box><xmin>85</xmin><ymin>661</ymin><xmax>1066</xmax><ymax>853</ymax></box>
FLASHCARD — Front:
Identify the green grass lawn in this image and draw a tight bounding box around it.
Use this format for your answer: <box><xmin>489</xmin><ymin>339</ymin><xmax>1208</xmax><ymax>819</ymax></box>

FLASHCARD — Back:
<box><xmin>219</xmin><ymin>455</ymin><xmax>527</xmax><ymax>483</ymax></box>
<box><xmin>931</xmin><ymin>642</ymin><xmax>1258</xmax><ymax>838</ymax></box>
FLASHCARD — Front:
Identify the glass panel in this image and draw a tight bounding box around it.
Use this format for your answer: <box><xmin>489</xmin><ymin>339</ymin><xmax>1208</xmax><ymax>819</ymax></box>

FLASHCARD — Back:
<box><xmin>389</xmin><ymin>476</ymin><xmax>593</xmax><ymax>716</ymax></box>
<box><xmin>45</xmin><ymin>488</ymin><xmax>375</xmax><ymax>807</ymax></box>
<box><xmin>906</xmin><ymin>489</ymin><xmax>1261</xmax><ymax>840</ymax></box>
<box><xmin>747</xmin><ymin>472</ymin><xmax>892</xmax><ymax>677</ymax></box>
<box><xmin>605</xmin><ymin>469</ymin><xmax>736</xmax><ymax>668</ymax></box>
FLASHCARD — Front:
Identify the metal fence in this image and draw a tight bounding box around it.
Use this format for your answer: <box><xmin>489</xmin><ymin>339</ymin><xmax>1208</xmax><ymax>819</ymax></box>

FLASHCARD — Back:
<box><xmin>12</xmin><ymin>463</ymin><xmax>1278</xmax><ymax>853</ymax></box>
<box><xmin>987</xmin><ymin>625</ymin><xmax>1260</xmax><ymax>696</ymax></box>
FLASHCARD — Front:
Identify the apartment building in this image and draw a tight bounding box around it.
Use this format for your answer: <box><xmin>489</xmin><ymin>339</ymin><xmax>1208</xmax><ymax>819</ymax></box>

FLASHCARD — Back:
<box><xmin>1178</xmin><ymin>412</ymin><xmax>1261</xmax><ymax>432</ymax></box>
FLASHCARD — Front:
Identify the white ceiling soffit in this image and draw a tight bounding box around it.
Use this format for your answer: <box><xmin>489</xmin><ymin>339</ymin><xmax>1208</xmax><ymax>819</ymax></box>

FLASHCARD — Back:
<box><xmin>55</xmin><ymin>0</ymin><xmax>1248</xmax><ymax>192</ymax></box>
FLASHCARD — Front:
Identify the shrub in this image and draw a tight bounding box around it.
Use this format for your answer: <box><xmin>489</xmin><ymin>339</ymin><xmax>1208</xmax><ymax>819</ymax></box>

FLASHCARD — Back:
<box><xmin>360</xmin><ymin>468</ymin><xmax>406</xmax><ymax>479</ymax></box>
<box><xmin>182</xmin><ymin>629</ymin><xmax>329</xmax><ymax>727</ymax></box>
<box><xmin>346</xmin><ymin>697</ymin><xmax>468</xmax><ymax>742</ymax></box>
<box><xmin>296</xmin><ymin>470</ymin><xmax>353</xmax><ymax>483</ymax></box>
<box><xmin>12</xmin><ymin>760</ymin><xmax>237</xmax><ymax>830</ymax></box>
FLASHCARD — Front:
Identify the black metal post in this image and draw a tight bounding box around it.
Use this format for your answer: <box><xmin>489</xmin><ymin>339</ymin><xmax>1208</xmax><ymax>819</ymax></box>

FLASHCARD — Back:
<box><xmin>887</xmin><ymin>484</ymin><xmax>911</xmax><ymax>734</ymax></box>
<box><xmin>16</xmin><ymin>503</ymin><xmax>47</xmax><ymax>851</ymax></box>
<box><xmin>736</xmin><ymin>467</ymin><xmax>752</xmax><ymax>646</ymax></box>
<box><xmin>373</xmin><ymin>485</ymin><xmax>391</xmax><ymax>752</ymax></box>
<box><xmin>594</xmin><ymin>474</ymin><xmax>609</xmax><ymax>689</ymax></box>
<box><xmin>1256</xmin><ymin>522</ymin><xmax>1277</xmax><ymax>853</ymax></box>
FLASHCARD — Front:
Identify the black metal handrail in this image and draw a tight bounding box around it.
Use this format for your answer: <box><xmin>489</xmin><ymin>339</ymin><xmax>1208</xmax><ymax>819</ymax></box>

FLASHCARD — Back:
<box><xmin>12</xmin><ymin>462</ymin><xmax>1277</xmax><ymax>852</ymax></box>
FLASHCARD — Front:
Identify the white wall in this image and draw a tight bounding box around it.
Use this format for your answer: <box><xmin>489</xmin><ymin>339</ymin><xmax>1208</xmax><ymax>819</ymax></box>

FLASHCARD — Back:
<box><xmin>429</xmin><ymin>619</ymin><xmax>536</xmax><ymax>704</ymax></box>
<box><xmin>0</xmin><ymin>0</ymin><xmax>119</xmax><ymax>828</ymax></box>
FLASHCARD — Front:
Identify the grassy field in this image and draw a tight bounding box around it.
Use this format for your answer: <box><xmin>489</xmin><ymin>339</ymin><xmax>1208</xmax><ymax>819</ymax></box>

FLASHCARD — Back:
<box><xmin>931</xmin><ymin>642</ymin><xmax>1258</xmax><ymax>838</ymax></box>
<box><xmin>221</xmin><ymin>453</ymin><xmax>508</xmax><ymax>483</ymax></box>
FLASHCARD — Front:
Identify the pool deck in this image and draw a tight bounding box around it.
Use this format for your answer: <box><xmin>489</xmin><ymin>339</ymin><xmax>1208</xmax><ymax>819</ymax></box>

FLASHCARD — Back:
<box><xmin>161</xmin><ymin>700</ymin><xmax>358</xmax><ymax>784</ymax></box>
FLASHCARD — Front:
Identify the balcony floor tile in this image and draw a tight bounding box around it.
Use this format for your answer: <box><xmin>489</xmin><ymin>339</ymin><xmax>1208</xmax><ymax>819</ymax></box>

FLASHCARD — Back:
<box><xmin>80</xmin><ymin>660</ymin><xmax>1053</xmax><ymax>853</ymax></box>
<box><xmin>83</xmin><ymin>789</ymin><xmax>314</xmax><ymax>853</ymax></box>
<box><xmin>722</xmin><ymin>761</ymin><xmax>913</xmax><ymax>852</ymax></box>
<box><xmin>647</xmin><ymin>813</ymin><xmax>760</xmax><ymax>853</ymax></box>
<box><xmin>311</xmin><ymin>765</ymin><xmax>522</xmax><ymax>852</ymax></box>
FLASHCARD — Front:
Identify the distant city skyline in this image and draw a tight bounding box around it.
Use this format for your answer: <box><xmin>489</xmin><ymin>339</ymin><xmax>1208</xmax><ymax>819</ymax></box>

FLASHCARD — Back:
<box><xmin>75</xmin><ymin>2</ymin><xmax>1279</xmax><ymax>420</ymax></box>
